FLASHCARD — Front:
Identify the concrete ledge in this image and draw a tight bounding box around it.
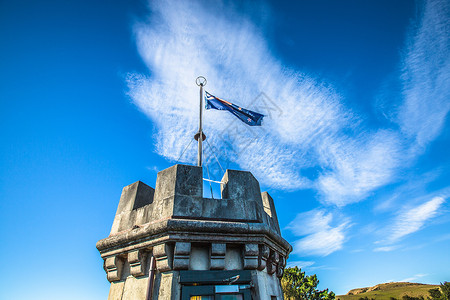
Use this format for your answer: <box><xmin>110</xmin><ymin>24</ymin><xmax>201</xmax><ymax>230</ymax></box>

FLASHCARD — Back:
<box><xmin>97</xmin><ymin>218</ymin><xmax>292</xmax><ymax>256</ymax></box>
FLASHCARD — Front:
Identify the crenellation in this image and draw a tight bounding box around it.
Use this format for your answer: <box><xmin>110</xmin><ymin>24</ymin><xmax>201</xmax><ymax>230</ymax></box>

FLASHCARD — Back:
<box><xmin>261</xmin><ymin>192</ymin><xmax>281</xmax><ymax>235</ymax></box>
<box><xmin>108</xmin><ymin>165</ymin><xmax>285</xmax><ymax>230</ymax></box>
<box><xmin>154</xmin><ymin>164</ymin><xmax>203</xmax><ymax>201</ymax></box>
<box><xmin>221</xmin><ymin>169</ymin><xmax>263</xmax><ymax>203</ymax></box>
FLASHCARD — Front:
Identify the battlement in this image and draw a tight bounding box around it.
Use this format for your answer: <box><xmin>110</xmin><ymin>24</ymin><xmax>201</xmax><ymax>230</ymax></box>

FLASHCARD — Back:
<box><xmin>110</xmin><ymin>164</ymin><xmax>280</xmax><ymax>236</ymax></box>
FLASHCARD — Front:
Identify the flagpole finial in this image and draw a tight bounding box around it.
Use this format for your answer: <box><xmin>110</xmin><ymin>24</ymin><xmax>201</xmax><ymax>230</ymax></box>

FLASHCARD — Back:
<box><xmin>196</xmin><ymin>76</ymin><xmax>207</xmax><ymax>87</ymax></box>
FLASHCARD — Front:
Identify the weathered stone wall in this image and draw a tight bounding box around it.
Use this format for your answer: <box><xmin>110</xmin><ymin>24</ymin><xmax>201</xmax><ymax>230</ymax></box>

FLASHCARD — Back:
<box><xmin>109</xmin><ymin>164</ymin><xmax>281</xmax><ymax>234</ymax></box>
<box><xmin>97</xmin><ymin>164</ymin><xmax>291</xmax><ymax>300</ymax></box>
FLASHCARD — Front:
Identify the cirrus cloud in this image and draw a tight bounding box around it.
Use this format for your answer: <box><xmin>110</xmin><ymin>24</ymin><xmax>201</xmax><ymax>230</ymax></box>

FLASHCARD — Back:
<box><xmin>287</xmin><ymin>209</ymin><xmax>351</xmax><ymax>256</ymax></box>
<box><xmin>126</xmin><ymin>0</ymin><xmax>431</xmax><ymax>206</ymax></box>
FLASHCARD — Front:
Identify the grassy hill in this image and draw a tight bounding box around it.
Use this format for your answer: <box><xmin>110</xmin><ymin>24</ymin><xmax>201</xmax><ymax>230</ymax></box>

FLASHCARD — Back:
<box><xmin>336</xmin><ymin>282</ymin><xmax>440</xmax><ymax>300</ymax></box>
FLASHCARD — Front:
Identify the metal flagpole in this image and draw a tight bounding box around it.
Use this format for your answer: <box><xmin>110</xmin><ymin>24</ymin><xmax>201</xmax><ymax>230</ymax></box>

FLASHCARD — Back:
<box><xmin>195</xmin><ymin>76</ymin><xmax>207</xmax><ymax>167</ymax></box>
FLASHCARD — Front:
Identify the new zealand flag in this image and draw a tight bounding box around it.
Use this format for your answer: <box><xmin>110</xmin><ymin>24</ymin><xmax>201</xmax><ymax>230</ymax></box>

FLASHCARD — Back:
<box><xmin>205</xmin><ymin>91</ymin><xmax>264</xmax><ymax>126</ymax></box>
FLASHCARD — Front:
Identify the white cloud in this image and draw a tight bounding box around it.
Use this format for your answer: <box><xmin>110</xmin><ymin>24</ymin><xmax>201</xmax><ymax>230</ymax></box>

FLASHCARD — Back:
<box><xmin>287</xmin><ymin>209</ymin><xmax>350</xmax><ymax>256</ymax></box>
<box><xmin>286</xmin><ymin>260</ymin><xmax>315</xmax><ymax>269</ymax></box>
<box><xmin>316</xmin><ymin>130</ymin><xmax>402</xmax><ymax>206</ymax></box>
<box><xmin>373</xmin><ymin>245</ymin><xmax>399</xmax><ymax>252</ymax></box>
<box><xmin>386</xmin><ymin>196</ymin><xmax>445</xmax><ymax>243</ymax></box>
<box><xmin>373</xmin><ymin>170</ymin><xmax>444</xmax><ymax>215</ymax></box>
<box><xmin>400</xmin><ymin>273</ymin><xmax>428</xmax><ymax>283</ymax></box>
<box><xmin>397</xmin><ymin>0</ymin><xmax>450</xmax><ymax>148</ymax></box>
<box><xmin>127</xmin><ymin>0</ymin><xmax>412</xmax><ymax>206</ymax></box>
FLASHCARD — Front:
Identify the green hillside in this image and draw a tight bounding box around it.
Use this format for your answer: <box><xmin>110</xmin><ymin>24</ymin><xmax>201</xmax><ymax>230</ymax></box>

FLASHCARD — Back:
<box><xmin>336</xmin><ymin>282</ymin><xmax>440</xmax><ymax>300</ymax></box>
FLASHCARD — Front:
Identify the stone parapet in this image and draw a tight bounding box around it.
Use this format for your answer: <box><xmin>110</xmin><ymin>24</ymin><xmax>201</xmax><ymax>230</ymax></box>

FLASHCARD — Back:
<box><xmin>108</xmin><ymin>164</ymin><xmax>282</xmax><ymax>235</ymax></box>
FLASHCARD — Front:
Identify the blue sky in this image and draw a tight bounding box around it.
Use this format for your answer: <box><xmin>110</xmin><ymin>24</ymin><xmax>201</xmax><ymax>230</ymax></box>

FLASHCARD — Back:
<box><xmin>0</xmin><ymin>0</ymin><xmax>449</xmax><ymax>298</ymax></box>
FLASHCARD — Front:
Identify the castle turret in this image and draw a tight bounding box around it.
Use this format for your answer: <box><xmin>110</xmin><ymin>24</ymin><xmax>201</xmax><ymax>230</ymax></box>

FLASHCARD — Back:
<box><xmin>97</xmin><ymin>164</ymin><xmax>292</xmax><ymax>299</ymax></box>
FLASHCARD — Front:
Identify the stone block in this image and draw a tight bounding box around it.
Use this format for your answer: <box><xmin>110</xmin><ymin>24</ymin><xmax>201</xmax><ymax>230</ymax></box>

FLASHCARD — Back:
<box><xmin>121</xmin><ymin>275</ymin><xmax>149</xmax><ymax>299</ymax></box>
<box><xmin>189</xmin><ymin>245</ymin><xmax>210</xmax><ymax>270</ymax></box>
<box><xmin>150</xmin><ymin>190</ymin><xmax>175</xmax><ymax>221</ymax></box>
<box><xmin>244</xmin><ymin>244</ymin><xmax>259</xmax><ymax>269</ymax></box>
<box><xmin>225</xmin><ymin>246</ymin><xmax>243</xmax><ymax>270</ymax></box>
<box><xmin>210</xmin><ymin>243</ymin><xmax>226</xmax><ymax>270</ymax></box>
<box><xmin>277</xmin><ymin>255</ymin><xmax>286</xmax><ymax>278</ymax></box>
<box><xmin>105</xmin><ymin>256</ymin><xmax>124</xmax><ymax>282</ymax></box>
<box><xmin>221</xmin><ymin>169</ymin><xmax>262</xmax><ymax>204</ymax></box>
<box><xmin>261</xmin><ymin>192</ymin><xmax>281</xmax><ymax>234</ymax></box>
<box><xmin>107</xmin><ymin>281</ymin><xmax>125</xmax><ymax>300</ymax></box>
<box><xmin>173</xmin><ymin>242</ymin><xmax>191</xmax><ymax>270</ymax></box>
<box><xmin>110</xmin><ymin>181</ymin><xmax>154</xmax><ymax>234</ymax></box>
<box><xmin>153</xmin><ymin>243</ymin><xmax>173</xmax><ymax>272</ymax></box>
<box><xmin>172</xmin><ymin>195</ymin><xmax>203</xmax><ymax>218</ymax></box>
<box><xmin>154</xmin><ymin>164</ymin><xmax>202</xmax><ymax>201</ymax></box>
<box><xmin>251</xmin><ymin>269</ymin><xmax>284</xmax><ymax>300</ymax></box>
<box><xmin>257</xmin><ymin>244</ymin><xmax>270</xmax><ymax>271</ymax></box>
<box><xmin>267</xmin><ymin>250</ymin><xmax>279</xmax><ymax>275</ymax></box>
<box><xmin>202</xmin><ymin>198</ymin><xmax>247</xmax><ymax>220</ymax></box>
<box><xmin>128</xmin><ymin>249</ymin><xmax>147</xmax><ymax>277</ymax></box>
<box><xmin>116</xmin><ymin>181</ymin><xmax>154</xmax><ymax>213</ymax></box>
<box><xmin>153</xmin><ymin>271</ymin><xmax>180</xmax><ymax>300</ymax></box>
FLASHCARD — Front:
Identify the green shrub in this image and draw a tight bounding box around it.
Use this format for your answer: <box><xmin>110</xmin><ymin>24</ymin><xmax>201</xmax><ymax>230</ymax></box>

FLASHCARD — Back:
<box><xmin>281</xmin><ymin>266</ymin><xmax>335</xmax><ymax>300</ymax></box>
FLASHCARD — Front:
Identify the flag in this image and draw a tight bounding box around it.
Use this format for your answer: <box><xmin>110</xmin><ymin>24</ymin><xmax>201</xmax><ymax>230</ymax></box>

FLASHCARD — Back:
<box><xmin>204</xmin><ymin>91</ymin><xmax>264</xmax><ymax>126</ymax></box>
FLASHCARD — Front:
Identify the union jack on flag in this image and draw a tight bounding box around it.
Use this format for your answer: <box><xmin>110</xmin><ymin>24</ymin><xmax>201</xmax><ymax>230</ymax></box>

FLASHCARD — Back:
<box><xmin>204</xmin><ymin>91</ymin><xmax>264</xmax><ymax>126</ymax></box>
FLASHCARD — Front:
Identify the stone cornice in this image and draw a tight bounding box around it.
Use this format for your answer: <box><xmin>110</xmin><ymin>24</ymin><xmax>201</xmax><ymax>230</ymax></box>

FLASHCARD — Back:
<box><xmin>97</xmin><ymin>217</ymin><xmax>292</xmax><ymax>257</ymax></box>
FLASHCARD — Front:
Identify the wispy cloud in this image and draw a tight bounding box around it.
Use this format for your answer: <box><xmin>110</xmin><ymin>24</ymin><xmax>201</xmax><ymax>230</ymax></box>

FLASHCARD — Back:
<box><xmin>127</xmin><ymin>0</ymin><xmax>420</xmax><ymax>206</ymax></box>
<box><xmin>397</xmin><ymin>0</ymin><xmax>450</xmax><ymax>148</ymax></box>
<box><xmin>373</xmin><ymin>170</ymin><xmax>442</xmax><ymax>213</ymax></box>
<box><xmin>286</xmin><ymin>260</ymin><xmax>315</xmax><ymax>269</ymax></box>
<box><xmin>400</xmin><ymin>273</ymin><xmax>428</xmax><ymax>283</ymax></box>
<box><xmin>287</xmin><ymin>209</ymin><xmax>351</xmax><ymax>256</ymax></box>
<box><xmin>316</xmin><ymin>130</ymin><xmax>402</xmax><ymax>206</ymax></box>
<box><xmin>373</xmin><ymin>245</ymin><xmax>399</xmax><ymax>252</ymax></box>
<box><xmin>384</xmin><ymin>196</ymin><xmax>445</xmax><ymax>244</ymax></box>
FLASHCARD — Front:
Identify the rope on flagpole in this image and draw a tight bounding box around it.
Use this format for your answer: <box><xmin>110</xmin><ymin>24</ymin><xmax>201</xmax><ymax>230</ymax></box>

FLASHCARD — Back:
<box><xmin>205</xmin><ymin>139</ymin><xmax>225</xmax><ymax>174</ymax></box>
<box><xmin>175</xmin><ymin>138</ymin><xmax>195</xmax><ymax>164</ymax></box>
<box><xmin>202</xmin><ymin>178</ymin><xmax>224</xmax><ymax>184</ymax></box>
<box><xmin>204</xmin><ymin>161</ymin><xmax>214</xmax><ymax>199</ymax></box>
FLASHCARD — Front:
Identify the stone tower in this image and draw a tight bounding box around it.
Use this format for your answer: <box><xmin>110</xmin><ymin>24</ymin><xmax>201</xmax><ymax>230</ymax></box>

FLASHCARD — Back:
<box><xmin>96</xmin><ymin>164</ymin><xmax>292</xmax><ymax>299</ymax></box>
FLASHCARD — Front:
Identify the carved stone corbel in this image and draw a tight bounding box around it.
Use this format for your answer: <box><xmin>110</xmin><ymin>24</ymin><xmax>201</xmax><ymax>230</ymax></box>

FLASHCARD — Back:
<box><xmin>276</xmin><ymin>255</ymin><xmax>286</xmax><ymax>278</ymax></box>
<box><xmin>105</xmin><ymin>256</ymin><xmax>124</xmax><ymax>282</ymax></box>
<box><xmin>243</xmin><ymin>244</ymin><xmax>259</xmax><ymax>269</ymax></box>
<box><xmin>267</xmin><ymin>250</ymin><xmax>279</xmax><ymax>275</ymax></box>
<box><xmin>257</xmin><ymin>244</ymin><xmax>270</xmax><ymax>271</ymax></box>
<box><xmin>128</xmin><ymin>249</ymin><xmax>147</xmax><ymax>277</ymax></box>
<box><xmin>153</xmin><ymin>243</ymin><xmax>173</xmax><ymax>272</ymax></box>
<box><xmin>173</xmin><ymin>242</ymin><xmax>191</xmax><ymax>270</ymax></box>
<box><xmin>210</xmin><ymin>243</ymin><xmax>226</xmax><ymax>270</ymax></box>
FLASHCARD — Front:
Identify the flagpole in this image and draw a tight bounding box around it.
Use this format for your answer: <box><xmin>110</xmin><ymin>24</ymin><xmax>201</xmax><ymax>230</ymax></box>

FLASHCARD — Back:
<box><xmin>195</xmin><ymin>76</ymin><xmax>207</xmax><ymax>167</ymax></box>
